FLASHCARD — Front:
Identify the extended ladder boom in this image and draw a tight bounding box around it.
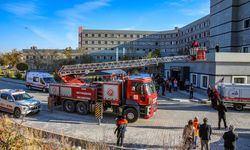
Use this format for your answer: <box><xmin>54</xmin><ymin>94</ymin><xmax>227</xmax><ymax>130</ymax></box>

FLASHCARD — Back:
<box><xmin>59</xmin><ymin>55</ymin><xmax>190</xmax><ymax>77</ymax></box>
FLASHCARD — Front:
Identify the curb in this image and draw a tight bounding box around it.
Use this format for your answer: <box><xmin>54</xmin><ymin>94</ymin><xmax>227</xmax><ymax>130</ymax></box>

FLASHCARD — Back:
<box><xmin>0</xmin><ymin>77</ymin><xmax>25</xmax><ymax>85</ymax></box>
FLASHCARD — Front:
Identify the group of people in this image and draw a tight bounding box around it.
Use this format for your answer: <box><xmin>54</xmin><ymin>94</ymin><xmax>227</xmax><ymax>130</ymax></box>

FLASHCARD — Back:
<box><xmin>154</xmin><ymin>75</ymin><xmax>179</xmax><ymax>96</ymax></box>
<box><xmin>183</xmin><ymin>117</ymin><xmax>238</xmax><ymax>150</ymax></box>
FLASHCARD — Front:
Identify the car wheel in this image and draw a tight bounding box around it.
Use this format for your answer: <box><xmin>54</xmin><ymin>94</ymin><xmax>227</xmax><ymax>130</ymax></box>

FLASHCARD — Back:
<box><xmin>234</xmin><ymin>104</ymin><xmax>244</xmax><ymax>111</ymax></box>
<box><xmin>63</xmin><ymin>100</ymin><xmax>75</xmax><ymax>113</ymax></box>
<box><xmin>76</xmin><ymin>102</ymin><xmax>89</xmax><ymax>115</ymax></box>
<box><xmin>124</xmin><ymin>108</ymin><xmax>138</xmax><ymax>123</ymax></box>
<box><xmin>14</xmin><ymin>108</ymin><xmax>22</xmax><ymax>118</ymax></box>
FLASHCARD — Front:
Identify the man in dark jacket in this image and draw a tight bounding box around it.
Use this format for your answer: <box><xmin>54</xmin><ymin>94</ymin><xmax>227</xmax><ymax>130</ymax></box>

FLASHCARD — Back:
<box><xmin>211</xmin><ymin>88</ymin><xmax>219</xmax><ymax>109</ymax></box>
<box><xmin>199</xmin><ymin>117</ymin><xmax>212</xmax><ymax>150</ymax></box>
<box><xmin>223</xmin><ymin>125</ymin><xmax>238</xmax><ymax>150</ymax></box>
<box><xmin>217</xmin><ymin>101</ymin><xmax>228</xmax><ymax>129</ymax></box>
<box><xmin>114</xmin><ymin>116</ymin><xmax>128</xmax><ymax>147</ymax></box>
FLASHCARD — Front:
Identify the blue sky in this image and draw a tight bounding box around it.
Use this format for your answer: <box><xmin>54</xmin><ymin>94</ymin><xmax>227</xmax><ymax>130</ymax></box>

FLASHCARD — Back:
<box><xmin>0</xmin><ymin>0</ymin><xmax>209</xmax><ymax>52</ymax></box>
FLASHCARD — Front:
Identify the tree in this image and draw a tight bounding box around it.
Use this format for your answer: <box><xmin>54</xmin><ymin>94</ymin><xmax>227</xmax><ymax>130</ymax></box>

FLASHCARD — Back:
<box><xmin>78</xmin><ymin>47</ymin><xmax>87</xmax><ymax>54</ymax></box>
<box><xmin>16</xmin><ymin>63</ymin><xmax>28</xmax><ymax>71</ymax></box>
<box><xmin>64</xmin><ymin>47</ymin><xmax>72</xmax><ymax>60</ymax></box>
<box><xmin>144</xmin><ymin>49</ymin><xmax>162</xmax><ymax>74</ymax></box>
<box><xmin>1</xmin><ymin>49</ymin><xmax>21</xmax><ymax>66</ymax></box>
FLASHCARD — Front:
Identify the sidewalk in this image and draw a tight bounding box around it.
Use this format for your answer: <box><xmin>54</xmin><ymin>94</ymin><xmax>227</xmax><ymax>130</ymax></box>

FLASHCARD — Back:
<box><xmin>0</xmin><ymin>77</ymin><xmax>25</xmax><ymax>85</ymax></box>
<box><xmin>159</xmin><ymin>88</ymin><xmax>209</xmax><ymax>104</ymax></box>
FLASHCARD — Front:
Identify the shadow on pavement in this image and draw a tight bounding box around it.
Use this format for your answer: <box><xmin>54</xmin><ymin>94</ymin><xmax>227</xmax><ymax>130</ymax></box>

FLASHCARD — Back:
<box><xmin>130</xmin><ymin>125</ymin><xmax>183</xmax><ymax>130</ymax></box>
<box><xmin>158</xmin><ymin>103</ymin><xmax>216</xmax><ymax>112</ymax></box>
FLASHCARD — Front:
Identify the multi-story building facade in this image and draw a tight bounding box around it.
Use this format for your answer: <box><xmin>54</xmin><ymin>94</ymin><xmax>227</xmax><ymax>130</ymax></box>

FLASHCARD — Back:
<box><xmin>78</xmin><ymin>27</ymin><xmax>179</xmax><ymax>62</ymax></box>
<box><xmin>209</xmin><ymin>0</ymin><xmax>250</xmax><ymax>52</ymax></box>
<box><xmin>177</xmin><ymin>15</ymin><xmax>210</xmax><ymax>53</ymax></box>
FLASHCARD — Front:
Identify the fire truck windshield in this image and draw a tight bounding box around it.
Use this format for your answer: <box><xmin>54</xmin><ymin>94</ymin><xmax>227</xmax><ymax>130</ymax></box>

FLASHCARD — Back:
<box><xmin>144</xmin><ymin>81</ymin><xmax>156</xmax><ymax>95</ymax></box>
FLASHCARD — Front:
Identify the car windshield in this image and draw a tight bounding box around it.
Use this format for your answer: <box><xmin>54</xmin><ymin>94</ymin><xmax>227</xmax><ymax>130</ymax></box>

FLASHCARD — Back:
<box><xmin>43</xmin><ymin>77</ymin><xmax>56</xmax><ymax>83</ymax></box>
<box><xmin>13</xmin><ymin>93</ymin><xmax>32</xmax><ymax>101</ymax></box>
<box><xmin>144</xmin><ymin>81</ymin><xmax>156</xmax><ymax>95</ymax></box>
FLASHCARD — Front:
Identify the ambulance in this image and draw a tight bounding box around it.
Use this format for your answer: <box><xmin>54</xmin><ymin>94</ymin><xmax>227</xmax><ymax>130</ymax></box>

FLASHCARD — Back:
<box><xmin>219</xmin><ymin>83</ymin><xmax>250</xmax><ymax>111</ymax></box>
<box><xmin>26</xmin><ymin>71</ymin><xmax>56</xmax><ymax>92</ymax></box>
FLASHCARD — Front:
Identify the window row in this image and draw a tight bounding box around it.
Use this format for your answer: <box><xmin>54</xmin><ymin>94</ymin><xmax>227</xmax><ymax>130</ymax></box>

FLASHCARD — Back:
<box><xmin>178</xmin><ymin>31</ymin><xmax>210</xmax><ymax>44</ymax></box>
<box><xmin>180</xmin><ymin>20</ymin><xmax>210</xmax><ymax>35</ymax></box>
<box><xmin>82</xmin><ymin>40</ymin><xmax>177</xmax><ymax>46</ymax></box>
<box><xmin>81</xmin><ymin>33</ymin><xmax>179</xmax><ymax>39</ymax></box>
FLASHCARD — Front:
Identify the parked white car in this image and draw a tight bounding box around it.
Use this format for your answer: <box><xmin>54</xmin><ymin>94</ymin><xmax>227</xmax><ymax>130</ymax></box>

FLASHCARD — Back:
<box><xmin>0</xmin><ymin>89</ymin><xmax>41</xmax><ymax>118</ymax></box>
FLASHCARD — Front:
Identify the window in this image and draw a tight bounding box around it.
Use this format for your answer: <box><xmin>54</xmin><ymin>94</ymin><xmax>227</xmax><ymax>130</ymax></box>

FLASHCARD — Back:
<box><xmin>40</xmin><ymin>78</ymin><xmax>45</xmax><ymax>84</ymax></box>
<box><xmin>190</xmin><ymin>73</ymin><xmax>197</xmax><ymax>86</ymax></box>
<box><xmin>33</xmin><ymin>77</ymin><xmax>39</xmax><ymax>82</ymax></box>
<box><xmin>0</xmin><ymin>94</ymin><xmax>13</xmax><ymax>101</ymax></box>
<box><xmin>200</xmin><ymin>75</ymin><xmax>209</xmax><ymax>89</ymax></box>
<box><xmin>232</xmin><ymin>76</ymin><xmax>247</xmax><ymax>84</ymax></box>
<box><xmin>244</xmin><ymin>19</ymin><xmax>250</xmax><ymax>29</ymax></box>
<box><xmin>132</xmin><ymin>82</ymin><xmax>143</xmax><ymax>93</ymax></box>
<box><xmin>242</xmin><ymin>46</ymin><xmax>249</xmax><ymax>53</ymax></box>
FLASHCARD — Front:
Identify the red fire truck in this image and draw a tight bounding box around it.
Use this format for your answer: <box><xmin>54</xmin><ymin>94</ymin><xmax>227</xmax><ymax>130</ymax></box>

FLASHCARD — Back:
<box><xmin>48</xmin><ymin>48</ymin><xmax>206</xmax><ymax>123</ymax></box>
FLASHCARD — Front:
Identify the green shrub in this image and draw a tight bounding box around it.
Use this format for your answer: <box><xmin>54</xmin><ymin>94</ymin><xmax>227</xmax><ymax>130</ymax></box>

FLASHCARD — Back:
<box><xmin>15</xmin><ymin>72</ymin><xmax>22</xmax><ymax>79</ymax></box>
<box><xmin>5</xmin><ymin>72</ymin><xmax>10</xmax><ymax>78</ymax></box>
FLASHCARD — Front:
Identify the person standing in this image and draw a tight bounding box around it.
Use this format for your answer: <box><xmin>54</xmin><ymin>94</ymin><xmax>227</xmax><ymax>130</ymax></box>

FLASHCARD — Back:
<box><xmin>211</xmin><ymin>88</ymin><xmax>220</xmax><ymax>109</ymax></box>
<box><xmin>173</xmin><ymin>79</ymin><xmax>178</xmax><ymax>91</ymax></box>
<box><xmin>165</xmin><ymin>79</ymin><xmax>169</xmax><ymax>91</ymax></box>
<box><xmin>182</xmin><ymin>120</ymin><xmax>194</xmax><ymax>150</ymax></box>
<box><xmin>215</xmin><ymin>44</ymin><xmax>220</xmax><ymax>52</ymax></box>
<box><xmin>207</xmin><ymin>84</ymin><xmax>212</xmax><ymax>101</ymax></box>
<box><xmin>160</xmin><ymin>77</ymin><xmax>166</xmax><ymax>96</ymax></box>
<box><xmin>185</xmin><ymin>79</ymin><xmax>190</xmax><ymax>92</ymax></box>
<box><xmin>169</xmin><ymin>79</ymin><xmax>172</xmax><ymax>93</ymax></box>
<box><xmin>223</xmin><ymin>125</ymin><xmax>238</xmax><ymax>150</ymax></box>
<box><xmin>217</xmin><ymin>101</ymin><xmax>228</xmax><ymax>129</ymax></box>
<box><xmin>193</xmin><ymin>117</ymin><xmax>200</xmax><ymax>148</ymax></box>
<box><xmin>114</xmin><ymin>116</ymin><xmax>128</xmax><ymax>147</ymax></box>
<box><xmin>189</xmin><ymin>83</ymin><xmax>194</xmax><ymax>99</ymax></box>
<box><xmin>199</xmin><ymin>117</ymin><xmax>212</xmax><ymax>150</ymax></box>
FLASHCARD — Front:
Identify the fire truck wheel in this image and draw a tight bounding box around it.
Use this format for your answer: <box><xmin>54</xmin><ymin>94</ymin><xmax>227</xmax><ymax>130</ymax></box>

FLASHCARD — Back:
<box><xmin>234</xmin><ymin>104</ymin><xmax>244</xmax><ymax>111</ymax></box>
<box><xmin>14</xmin><ymin>108</ymin><xmax>21</xmax><ymax>118</ymax></box>
<box><xmin>124</xmin><ymin>108</ymin><xmax>138</xmax><ymax>123</ymax></box>
<box><xmin>63</xmin><ymin>100</ymin><xmax>75</xmax><ymax>113</ymax></box>
<box><xmin>76</xmin><ymin>102</ymin><xmax>88</xmax><ymax>115</ymax></box>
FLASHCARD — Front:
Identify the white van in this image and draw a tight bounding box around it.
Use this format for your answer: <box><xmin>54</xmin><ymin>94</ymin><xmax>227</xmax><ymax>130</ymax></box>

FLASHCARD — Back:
<box><xmin>26</xmin><ymin>72</ymin><xmax>56</xmax><ymax>92</ymax></box>
<box><xmin>219</xmin><ymin>83</ymin><xmax>250</xmax><ymax>111</ymax></box>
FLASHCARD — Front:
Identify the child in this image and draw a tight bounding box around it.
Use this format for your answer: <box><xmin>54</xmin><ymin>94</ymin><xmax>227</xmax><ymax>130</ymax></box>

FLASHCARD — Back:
<box><xmin>193</xmin><ymin>116</ymin><xmax>200</xmax><ymax>148</ymax></box>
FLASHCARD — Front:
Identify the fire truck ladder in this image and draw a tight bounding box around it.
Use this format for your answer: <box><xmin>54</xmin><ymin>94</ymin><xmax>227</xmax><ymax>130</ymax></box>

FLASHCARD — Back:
<box><xmin>59</xmin><ymin>55</ymin><xmax>190</xmax><ymax>77</ymax></box>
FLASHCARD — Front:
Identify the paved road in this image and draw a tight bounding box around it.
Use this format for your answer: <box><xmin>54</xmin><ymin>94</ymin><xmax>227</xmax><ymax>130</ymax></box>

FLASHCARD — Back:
<box><xmin>0</xmin><ymin>80</ymin><xmax>250</xmax><ymax>149</ymax></box>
